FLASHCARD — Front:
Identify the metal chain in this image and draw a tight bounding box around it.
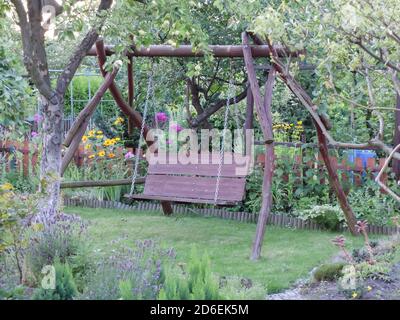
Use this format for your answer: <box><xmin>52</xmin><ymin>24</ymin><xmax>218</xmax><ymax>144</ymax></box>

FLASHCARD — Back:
<box><xmin>129</xmin><ymin>62</ymin><xmax>154</xmax><ymax>196</ymax></box>
<box><xmin>214</xmin><ymin>65</ymin><xmax>235</xmax><ymax>204</ymax></box>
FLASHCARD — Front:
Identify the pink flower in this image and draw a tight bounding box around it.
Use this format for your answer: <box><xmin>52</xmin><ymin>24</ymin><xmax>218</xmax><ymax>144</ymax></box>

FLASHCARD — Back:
<box><xmin>124</xmin><ymin>151</ymin><xmax>134</xmax><ymax>159</ymax></box>
<box><xmin>170</xmin><ymin>123</ymin><xmax>183</xmax><ymax>133</ymax></box>
<box><xmin>155</xmin><ymin>112</ymin><xmax>168</xmax><ymax>123</ymax></box>
<box><xmin>33</xmin><ymin>113</ymin><xmax>43</xmax><ymax>123</ymax></box>
<box><xmin>166</xmin><ymin>139</ymin><xmax>172</xmax><ymax>145</ymax></box>
<box><xmin>31</xmin><ymin>131</ymin><xmax>38</xmax><ymax>138</ymax></box>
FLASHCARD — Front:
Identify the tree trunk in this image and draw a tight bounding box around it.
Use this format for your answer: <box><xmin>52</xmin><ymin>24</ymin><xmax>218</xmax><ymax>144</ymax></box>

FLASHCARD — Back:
<box><xmin>393</xmin><ymin>94</ymin><xmax>400</xmax><ymax>180</ymax></box>
<box><xmin>38</xmin><ymin>94</ymin><xmax>63</xmax><ymax>219</ymax></box>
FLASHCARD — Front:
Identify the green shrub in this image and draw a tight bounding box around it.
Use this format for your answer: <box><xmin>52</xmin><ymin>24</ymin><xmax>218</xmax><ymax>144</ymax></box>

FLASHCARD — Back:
<box><xmin>33</xmin><ymin>262</ymin><xmax>77</xmax><ymax>300</ymax></box>
<box><xmin>313</xmin><ymin>263</ymin><xmax>346</xmax><ymax>282</ymax></box>
<box><xmin>158</xmin><ymin>248</ymin><xmax>220</xmax><ymax>300</ymax></box>
<box><xmin>83</xmin><ymin>240</ymin><xmax>174</xmax><ymax>300</ymax></box>
<box><xmin>218</xmin><ymin>276</ymin><xmax>267</xmax><ymax>300</ymax></box>
<box><xmin>0</xmin><ymin>286</ymin><xmax>26</xmax><ymax>300</ymax></box>
<box><xmin>296</xmin><ymin>204</ymin><xmax>344</xmax><ymax>231</ymax></box>
<box><xmin>25</xmin><ymin>213</ymin><xmax>88</xmax><ymax>287</ymax></box>
<box><xmin>348</xmin><ymin>180</ymin><xmax>399</xmax><ymax>226</ymax></box>
<box><xmin>356</xmin><ymin>261</ymin><xmax>391</xmax><ymax>282</ymax></box>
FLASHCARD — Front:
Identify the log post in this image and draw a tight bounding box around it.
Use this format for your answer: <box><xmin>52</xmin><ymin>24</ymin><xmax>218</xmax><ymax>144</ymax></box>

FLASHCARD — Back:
<box><xmin>22</xmin><ymin>138</ymin><xmax>29</xmax><ymax>177</ymax></box>
<box><xmin>127</xmin><ymin>56</ymin><xmax>135</xmax><ymax>135</ymax></box>
<box><xmin>242</xmin><ymin>32</ymin><xmax>276</xmax><ymax>260</ymax></box>
<box><xmin>315</xmin><ymin>122</ymin><xmax>358</xmax><ymax>235</ymax></box>
<box><xmin>252</xmin><ymin>32</ymin><xmax>359</xmax><ymax>235</ymax></box>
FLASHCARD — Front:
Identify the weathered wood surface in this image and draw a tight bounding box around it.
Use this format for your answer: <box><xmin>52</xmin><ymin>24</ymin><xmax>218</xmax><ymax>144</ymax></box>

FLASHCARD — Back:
<box><xmin>143</xmin><ymin>174</ymin><xmax>246</xmax><ymax>202</ymax></box>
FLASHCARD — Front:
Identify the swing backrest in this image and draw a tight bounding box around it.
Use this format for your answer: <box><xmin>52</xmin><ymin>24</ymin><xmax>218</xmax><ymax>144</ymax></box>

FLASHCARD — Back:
<box><xmin>134</xmin><ymin>152</ymin><xmax>251</xmax><ymax>205</ymax></box>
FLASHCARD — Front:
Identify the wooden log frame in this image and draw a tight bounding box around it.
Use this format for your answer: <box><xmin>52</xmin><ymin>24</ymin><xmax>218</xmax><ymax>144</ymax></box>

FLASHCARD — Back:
<box><xmin>127</xmin><ymin>56</ymin><xmax>135</xmax><ymax>135</ymax></box>
<box><xmin>74</xmin><ymin>35</ymin><xmax>361</xmax><ymax>259</ymax></box>
<box><xmin>61</xmin><ymin>63</ymin><xmax>121</xmax><ymax>175</ymax></box>
<box><xmin>95</xmin><ymin>39</ymin><xmax>173</xmax><ymax>216</ymax></box>
<box><xmin>249</xmin><ymin>32</ymin><xmax>359</xmax><ymax>235</ymax></box>
<box><xmin>87</xmin><ymin>44</ymin><xmax>304</xmax><ymax>58</ymax></box>
<box><xmin>375</xmin><ymin>143</ymin><xmax>400</xmax><ymax>202</ymax></box>
<box><xmin>242</xmin><ymin>32</ymin><xmax>276</xmax><ymax>260</ymax></box>
<box><xmin>61</xmin><ymin>177</ymin><xmax>145</xmax><ymax>189</ymax></box>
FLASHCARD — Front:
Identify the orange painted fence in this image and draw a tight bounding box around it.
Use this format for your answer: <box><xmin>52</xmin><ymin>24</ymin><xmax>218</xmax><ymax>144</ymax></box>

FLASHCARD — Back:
<box><xmin>256</xmin><ymin>153</ymin><xmax>388</xmax><ymax>190</ymax></box>
<box><xmin>0</xmin><ymin>139</ymin><xmax>39</xmax><ymax>177</ymax></box>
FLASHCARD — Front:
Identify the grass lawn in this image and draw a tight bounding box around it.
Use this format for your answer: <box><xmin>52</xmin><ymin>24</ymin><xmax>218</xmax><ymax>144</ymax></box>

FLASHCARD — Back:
<box><xmin>65</xmin><ymin>207</ymin><xmax>377</xmax><ymax>293</ymax></box>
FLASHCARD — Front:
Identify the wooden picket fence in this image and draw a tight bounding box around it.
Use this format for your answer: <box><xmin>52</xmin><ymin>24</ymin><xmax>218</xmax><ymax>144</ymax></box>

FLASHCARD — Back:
<box><xmin>63</xmin><ymin>196</ymin><xmax>400</xmax><ymax>236</ymax></box>
<box><xmin>0</xmin><ymin>139</ymin><xmax>39</xmax><ymax>176</ymax></box>
<box><xmin>0</xmin><ymin>139</ymin><xmax>83</xmax><ymax>176</ymax></box>
<box><xmin>256</xmin><ymin>153</ymin><xmax>388</xmax><ymax>189</ymax></box>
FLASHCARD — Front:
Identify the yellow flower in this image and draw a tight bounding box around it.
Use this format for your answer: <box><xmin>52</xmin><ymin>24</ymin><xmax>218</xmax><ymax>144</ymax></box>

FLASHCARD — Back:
<box><xmin>0</xmin><ymin>183</ymin><xmax>13</xmax><ymax>191</ymax></box>
<box><xmin>88</xmin><ymin>130</ymin><xmax>95</xmax><ymax>137</ymax></box>
<box><xmin>297</xmin><ymin>120</ymin><xmax>303</xmax><ymax>125</ymax></box>
<box><xmin>96</xmin><ymin>130</ymin><xmax>103</xmax><ymax>134</ymax></box>
<box><xmin>84</xmin><ymin>144</ymin><xmax>92</xmax><ymax>150</ymax></box>
<box><xmin>113</xmin><ymin>117</ymin><xmax>124</xmax><ymax>126</ymax></box>
<box><xmin>115</xmin><ymin>137</ymin><xmax>121</xmax><ymax>142</ymax></box>
<box><xmin>96</xmin><ymin>135</ymin><xmax>104</xmax><ymax>140</ymax></box>
<box><xmin>108</xmin><ymin>153</ymin><xmax>116</xmax><ymax>159</ymax></box>
<box><xmin>82</xmin><ymin>135</ymin><xmax>88</xmax><ymax>143</ymax></box>
<box><xmin>351</xmin><ymin>292</ymin><xmax>358</xmax><ymax>299</ymax></box>
<box><xmin>103</xmin><ymin>139</ymin><xmax>116</xmax><ymax>147</ymax></box>
<box><xmin>88</xmin><ymin>154</ymin><xmax>95</xmax><ymax>159</ymax></box>
<box><xmin>367</xmin><ymin>286</ymin><xmax>372</xmax><ymax>292</ymax></box>
<box><xmin>98</xmin><ymin>150</ymin><xmax>106</xmax><ymax>157</ymax></box>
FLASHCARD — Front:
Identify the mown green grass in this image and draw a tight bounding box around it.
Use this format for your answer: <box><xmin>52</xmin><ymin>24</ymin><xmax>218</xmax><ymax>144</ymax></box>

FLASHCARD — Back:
<box><xmin>65</xmin><ymin>207</ymin><xmax>377</xmax><ymax>293</ymax></box>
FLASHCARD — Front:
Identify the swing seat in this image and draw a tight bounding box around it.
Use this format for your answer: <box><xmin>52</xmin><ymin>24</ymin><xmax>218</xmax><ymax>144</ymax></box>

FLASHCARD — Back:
<box><xmin>125</xmin><ymin>152</ymin><xmax>251</xmax><ymax>206</ymax></box>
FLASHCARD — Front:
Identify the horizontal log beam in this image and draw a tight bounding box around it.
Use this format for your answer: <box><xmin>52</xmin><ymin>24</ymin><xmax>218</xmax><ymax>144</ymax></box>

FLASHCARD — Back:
<box><xmin>255</xmin><ymin>141</ymin><xmax>382</xmax><ymax>150</ymax></box>
<box><xmin>87</xmin><ymin>45</ymin><xmax>304</xmax><ymax>58</ymax></box>
<box><xmin>60</xmin><ymin>177</ymin><xmax>145</xmax><ymax>189</ymax></box>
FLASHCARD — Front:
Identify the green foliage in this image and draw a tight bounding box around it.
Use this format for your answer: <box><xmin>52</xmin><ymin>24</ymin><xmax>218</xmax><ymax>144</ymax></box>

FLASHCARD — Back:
<box><xmin>33</xmin><ymin>262</ymin><xmax>77</xmax><ymax>300</ymax></box>
<box><xmin>119</xmin><ymin>280</ymin><xmax>134</xmax><ymax>300</ymax></box>
<box><xmin>83</xmin><ymin>240</ymin><xmax>173</xmax><ymax>300</ymax></box>
<box><xmin>25</xmin><ymin>213</ymin><xmax>88</xmax><ymax>285</ymax></box>
<box><xmin>1</xmin><ymin>171</ymin><xmax>37</xmax><ymax>193</ymax></box>
<box><xmin>356</xmin><ymin>261</ymin><xmax>392</xmax><ymax>282</ymax></box>
<box><xmin>0</xmin><ymin>186</ymin><xmax>39</xmax><ymax>283</ymax></box>
<box><xmin>348</xmin><ymin>180</ymin><xmax>399</xmax><ymax>226</ymax></box>
<box><xmin>158</xmin><ymin>248</ymin><xmax>220</xmax><ymax>300</ymax></box>
<box><xmin>0</xmin><ymin>14</ymin><xmax>34</xmax><ymax>129</ymax></box>
<box><xmin>296</xmin><ymin>205</ymin><xmax>343</xmax><ymax>231</ymax></box>
<box><xmin>63</xmin><ymin>75</ymin><xmax>117</xmax><ymax>120</ymax></box>
<box><xmin>218</xmin><ymin>276</ymin><xmax>267</xmax><ymax>300</ymax></box>
<box><xmin>0</xmin><ymin>285</ymin><xmax>26</xmax><ymax>300</ymax></box>
<box><xmin>313</xmin><ymin>263</ymin><xmax>346</xmax><ymax>282</ymax></box>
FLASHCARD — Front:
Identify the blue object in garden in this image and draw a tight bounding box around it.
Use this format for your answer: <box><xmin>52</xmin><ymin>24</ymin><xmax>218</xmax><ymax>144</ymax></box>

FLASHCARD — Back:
<box><xmin>345</xmin><ymin>149</ymin><xmax>377</xmax><ymax>181</ymax></box>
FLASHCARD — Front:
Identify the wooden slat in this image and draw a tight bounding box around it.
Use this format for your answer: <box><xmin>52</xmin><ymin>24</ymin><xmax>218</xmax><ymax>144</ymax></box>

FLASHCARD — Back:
<box><xmin>143</xmin><ymin>175</ymin><xmax>246</xmax><ymax>201</ymax></box>
<box><xmin>147</xmin><ymin>152</ymin><xmax>251</xmax><ymax>177</ymax></box>
<box><xmin>126</xmin><ymin>194</ymin><xmax>238</xmax><ymax>205</ymax></box>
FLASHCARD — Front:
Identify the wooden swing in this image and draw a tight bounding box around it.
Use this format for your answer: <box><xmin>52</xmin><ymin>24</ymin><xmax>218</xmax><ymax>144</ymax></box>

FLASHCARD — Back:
<box><xmin>127</xmin><ymin>152</ymin><xmax>250</xmax><ymax>205</ymax></box>
<box><xmin>125</xmin><ymin>61</ymin><xmax>251</xmax><ymax>206</ymax></box>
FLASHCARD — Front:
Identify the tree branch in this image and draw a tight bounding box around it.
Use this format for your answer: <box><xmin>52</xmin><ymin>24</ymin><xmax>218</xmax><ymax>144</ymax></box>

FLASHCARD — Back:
<box><xmin>56</xmin><ymin>0</ymin><xmax>113</xmax><ymax>95</ymax></box>
<box><xmin>190</xmin><ymin>85</ymin><xmax>248</xmax><ymax>128</ymax></box>
<box><xmin>351</xmin><ymin>38</ymin><xmax>400</xmax><ymax>73</ymax></box>
<box><xmin>11</xmin><ymin>0</ymin><xmax>54</xmax><ymax>100</ymax></box>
